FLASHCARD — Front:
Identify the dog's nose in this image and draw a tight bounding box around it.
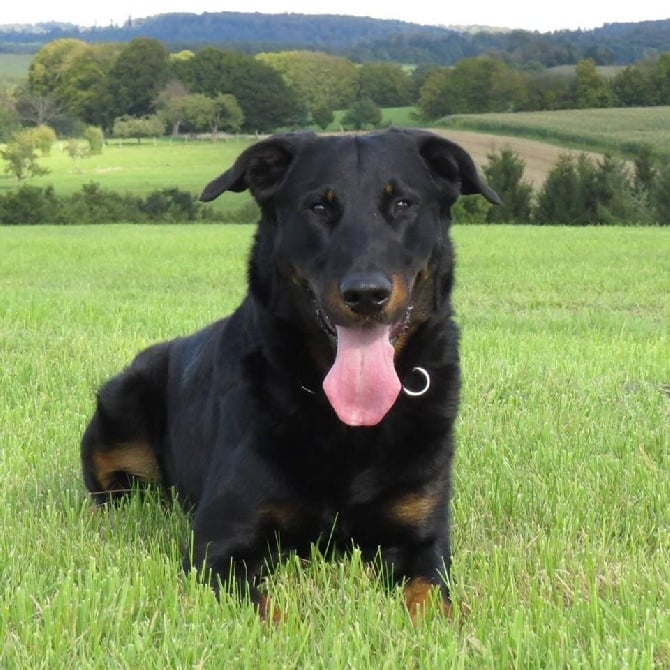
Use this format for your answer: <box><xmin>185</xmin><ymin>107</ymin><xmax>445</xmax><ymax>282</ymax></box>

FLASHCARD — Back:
<box><xmin>340</xmin><ymin>272</ymin><xmax>392</xmax><ymax>315</ymax></box>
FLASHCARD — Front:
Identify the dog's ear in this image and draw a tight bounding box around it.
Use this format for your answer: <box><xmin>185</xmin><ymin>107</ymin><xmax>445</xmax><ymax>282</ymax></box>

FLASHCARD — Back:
<box><xmin>417</xmin><ymin>134</ymin><xmax>502</xmax><ymax>205</ymax></box>
<box><xmin>200</xmin><ymin>134</ymin><xmax>312</xmax><ymax>202</ymax></box>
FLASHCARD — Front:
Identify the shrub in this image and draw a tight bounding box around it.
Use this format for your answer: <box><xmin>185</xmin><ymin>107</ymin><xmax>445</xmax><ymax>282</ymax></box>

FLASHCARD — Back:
<box><xmin>0</xmin><ymin>183</ymin><xmax>230</xmax><ymax>225</ymax></box>
<box><xmin>451</xmin><ymin>195</ymin><xmax>491</xmax><ymax>224</ymax></box>
<box><xmin>341</xmin><ymin>97</ymin><xmax>382</xmax><ymax>131</ymax></box>
<box><xmin>0</xmin><ymin>184</ymin><xmax>65</xmax><ymax>224</ymax></box>
<box><xmin>533</xmin><ymin>153</ymin><xmax>648</xmax><ymax>225</ymax></box>
<box><xmin>65</xmin><ymin>182</ymin><xmax>143</xmax><ymax>223</ymax></box>
<box><xmin>1</xmin><ymin>130</ymin><xmax>50</xmax><ymax>181</ymax></box>
<box><xmin>482</xmin><ymin>148</ymin><xmax>533</xmax><ymax>223</ymax></box>
<box><xmin>84</xmin><ymin>126</ymin><xmax>105</xmax><ymax>155</ymax></box>
<box><xmin>31</xmin><ymin>125</ymin><xmax>59</xmax><ymax>156</ymax></box>
<box><xmin>651</xmin><ymin>159</ymin><xmax>670</xmax><ymax>224</ymax></box>
<box><xmin>139</xmin><ymin>187</ymin><xmax>200</xmax><ymax>222</ymax></box>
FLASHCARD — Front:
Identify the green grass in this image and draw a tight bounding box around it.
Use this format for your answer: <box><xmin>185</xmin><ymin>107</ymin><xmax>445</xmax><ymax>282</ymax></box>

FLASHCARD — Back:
<box><xmin>0</xmin><ymin>53</ymin><xmax>32</xmax><ymax>86</ymax></box>
<box><xmin>1</xmin><ymin>224</ymin><xmax>668</xmax><ymax>667</ymax></box>
<box><xmin>0</xmin><ymin>137</ymin><xmax>258</xmax><ymax>217</ymax></box>
<box><xmin>0</xmin><ymin>136</ymin><xmax>255</xmax><ymax>196</ymax></box>
<box><xmin>439</xmin><ymin>107</ymin><xmax>670</xmax><ymax>157</ymax></box>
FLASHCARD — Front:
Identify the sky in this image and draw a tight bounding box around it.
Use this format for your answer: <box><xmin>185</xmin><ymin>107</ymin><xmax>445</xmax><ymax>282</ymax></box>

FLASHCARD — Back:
<box><xmin>2</xmin><ymin>0</ymin><xmax>669</xmax><ymax>33</ymax></box>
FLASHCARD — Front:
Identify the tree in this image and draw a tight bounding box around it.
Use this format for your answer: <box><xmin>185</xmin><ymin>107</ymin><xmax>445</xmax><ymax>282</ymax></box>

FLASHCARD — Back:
<box><xmin>418</xmin><ymin>57</ymin><xmax>527</xmax><ymax>119</ymax></box>
<box><xmin>27</xmin><ymin>39</ymin><xmax>88</xmax><ymax>97</ymax></box>
<box><xmin>181</xmin><ymin>48</ymin><xmax>306</xmax><ymax>132</ymax></box>
<box><xmin>650</xmin><ymin>53</ymin><xmax>670</xmax><ymax>105</ymax></box>
<box><xmin>180</xmin><ymin>94</ymin><xmax>216</xmax><ymax>133</ymax></box>
<box><xmin>0</xmin><ymin>88</ymin><xmax>19</xmax><ymax>141</ymax></box>
<box><xmin>341</xmin><ymin>96</ymin><xmax>382</xmax><ymax>130</ymax></box>
<box><xmin>1</xmin><ymin>129</ymin><xmax>50</xmax><ymax>180</ymax></box>
<box><xmin>257</xmin><ymin>51</ymin><xmax>359</xmax><ymax>111</ymax></box>
<box><xmin>482</xmin><ymin>149</ymin><xmax>533</xmax><ymax>223</ymax></box>
<box><xmin>84</xmin><ymin>126</ymin><xmax>105</xmax><ymax>154</ymax></box>
<box><xmin>64</xmin><ymin>139</ymin><xmax>89</xmax><ymax>173</ymax></box>
<box><xmin>534</xmin><ymin>154</ymin><xmax>582</xmax><ymax>225</ymax></box>
<box><xmin>651</xmin><ymin>160</ymin><xmax>670</xmax><ymax>224</ymax></box>
<box><xmin>103</xmin><ymin>38</ymin><xmax>169</xmax><ymax>127</ymax></box>
<box><xmin>311</xmin><ymin>105</ymin><xmax>334</xmax><ymax>130</ymax></box>
<box><xmin>14</xmin><ymin>89</ymin><xmax>62</xmax><ymax>127</ymax></box>
<box><xmin>155</xmin><ymin>80</ymin><xmax>191</xmax><ymax>135</ymax></box>
<box><xmin>56</xmin><ymin>43</ymin><xmax>121</xmax><ymax>126</ymax></box>
<box><xmin>612</xmin><ymin>65</ymin><xmax>653</xmax><ymax>107</ymax></box>
<box><xmin>633</xmin><ymin>145</ymin><xmax>656</xmax><ymax>196</ymax></box>
<box><xmin>534</xmin><ymin>153</ymin><xmax>641</xmax><ymax>225</ymax></box>
<box><xmin>31</xmin><ymin>125</ymin><xmax>58</xmax><ymax>156</ymax></box>
<box><xmin>359</xmin><ymin>62</ymin><xmax>414</xmax><ymax>107</ymax></box>
<box><xmin>573</xmin><ymin>59</ymin><xmax>612</xmax><ymax>108</ymax></box>
<box><xmin>112</xmin><ymin>115</ymin><xmax>166</xmax><ymax>143</ymax></box>
<box><xmin>418</xmin><ymin>68</ymin><xmax>453</xmax><ymax>120</ymax></box>
<box><xmin>209</xmin><ymin>94</ymin><xmax>244</xmax><ymax>134</ymax></box>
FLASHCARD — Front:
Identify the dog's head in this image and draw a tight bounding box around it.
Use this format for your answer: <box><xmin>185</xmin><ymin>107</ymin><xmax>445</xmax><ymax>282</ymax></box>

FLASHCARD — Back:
<box><xmin>201</xmin><ymin>129</ymin><xmax>500</xmax><ymax>426</ymax></box>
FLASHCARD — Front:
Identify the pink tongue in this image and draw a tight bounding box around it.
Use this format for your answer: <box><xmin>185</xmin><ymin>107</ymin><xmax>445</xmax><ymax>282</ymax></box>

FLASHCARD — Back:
<box><xmin>323</xmin><ymin>325</ymin><xmax>401</xmax><ymax>426</ymax></box>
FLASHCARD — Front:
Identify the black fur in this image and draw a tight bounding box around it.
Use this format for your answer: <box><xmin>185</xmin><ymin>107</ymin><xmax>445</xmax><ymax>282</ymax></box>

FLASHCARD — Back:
<box><xmin>81</xmin><ymin>129</ymin><xmax>500</xmax><ymax>618</ymax></box>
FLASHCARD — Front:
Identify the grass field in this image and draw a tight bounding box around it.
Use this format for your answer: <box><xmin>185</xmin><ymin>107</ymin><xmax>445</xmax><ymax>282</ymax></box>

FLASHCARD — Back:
<box><xmin>0</xmin><ymin>137</ymin><xmax>260</xmax><ymax>218</ymax></box>
<box><xmin>0</xmin><ymin>136</ymin><xmax>255</xmax><ymax>196</ymax></box>
<box><xmin>2</xmin><ymin>105</ymin><xmax>664</xmax><ymax>206</ymax></box>
<box><xmin>0</xmin><ymin>53</ymin><xmax>32</xmax><ymax>87</ymax></box>
<box><xmin>439</xmin><ymin>107</ymin><xmax>670</xmax><ymax>158</ymax></box>
<box><xmin>1</xmin><ymin>224</ymin><xmax>668</xmax><ymax>667</ymax></box>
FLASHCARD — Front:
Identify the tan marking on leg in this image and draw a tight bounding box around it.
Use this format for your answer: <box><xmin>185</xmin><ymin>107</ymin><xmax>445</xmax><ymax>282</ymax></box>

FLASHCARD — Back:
<box><xmin>258</xmin><ymin>594</ymin><xmax>283</xmax><ymax>624</ymax></box>
<box><xmin>387</xmin><ymin>492</ymin><xmax>439</xmax><ymax>526</ymax></box>
<box><xmin>259</xmin><ymin>502</ymin><xmax>301</xmax><ymax>530</ymax></box>
<box><xmin>403</xmin><ymin>578</ymin><xmax>452</xmax><ymax>624</ymax></box>
<box><xmin>93</xmin><ymin>442</ymin><xmax>161</xmax><ymax>491</ymax></box>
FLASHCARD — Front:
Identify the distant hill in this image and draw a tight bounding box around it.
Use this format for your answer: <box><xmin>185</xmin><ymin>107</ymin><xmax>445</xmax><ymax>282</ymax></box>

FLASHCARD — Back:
<box><xmin>1</xmin><ymin>12</ymin><xmax>669</xmax><ymax>66</ymax></box>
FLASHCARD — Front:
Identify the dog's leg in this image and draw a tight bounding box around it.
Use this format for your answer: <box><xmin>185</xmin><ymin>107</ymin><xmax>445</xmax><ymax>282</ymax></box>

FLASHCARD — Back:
<box><xmin>185</xmin><ymin>489</ymin><xmax>284</xmax><ymax>622</ymax></box>
<box><xmin>403</xmin><ymin>575</ymin><xmax>452</xmax><ymax>623</ymax></box>
<box><xmin>378</xmin><ymin>492</ymin><xmax>453</xmax><ymax>622</ymax></box>
<box><xmin>81</xmin><ymin>343</ymin><xmax>169</xmax><ymax>503</ymax></box>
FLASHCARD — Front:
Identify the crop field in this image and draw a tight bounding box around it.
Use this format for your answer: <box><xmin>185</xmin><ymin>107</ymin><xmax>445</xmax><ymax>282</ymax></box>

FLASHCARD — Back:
<box><xmin>1</xmin><ymin>224</ymin><xmax>667</xmax><ymax>667</ymax></box>
<box><xmin>430</xmin><ymin>129</ymin><xmax>611</xmax><ymax>188</ymax></box>
<box><xmin>440</xmin><ymin>107</ymin><xmax>670</xmax><ymax>157</ymax></box>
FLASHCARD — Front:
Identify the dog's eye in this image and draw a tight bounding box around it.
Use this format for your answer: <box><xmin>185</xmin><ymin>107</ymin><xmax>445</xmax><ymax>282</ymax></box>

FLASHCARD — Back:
<box><xmin>393</xmin><ymin>199</ymin><xmax>412</xmax><ymax>216</ymax></box>
<box><xmin>310</xmin><ymin>203</ymin><xmax>328</xmax><ymax>216</ymax></box>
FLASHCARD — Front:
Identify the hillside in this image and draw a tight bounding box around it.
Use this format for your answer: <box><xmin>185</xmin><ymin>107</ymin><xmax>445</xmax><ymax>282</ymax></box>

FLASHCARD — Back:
<box><xmin>1</xmin><ymin>13</ymin><xmax>669</xmax><ymax>65</ymax></box>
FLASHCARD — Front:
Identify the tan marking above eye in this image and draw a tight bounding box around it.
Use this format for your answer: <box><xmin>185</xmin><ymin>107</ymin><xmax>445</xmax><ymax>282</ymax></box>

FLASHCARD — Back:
<box><xmin>384</xmin><ymin>183</ymin><xmax>394</xmax><ymax>195</ymax></box>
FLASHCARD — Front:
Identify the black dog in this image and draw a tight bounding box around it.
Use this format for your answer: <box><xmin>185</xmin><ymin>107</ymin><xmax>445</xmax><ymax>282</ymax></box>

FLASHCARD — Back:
<box><xmin>81</xmin><ymin>129</ymin><xmax>500</xmax><ymax>620</ymax></box>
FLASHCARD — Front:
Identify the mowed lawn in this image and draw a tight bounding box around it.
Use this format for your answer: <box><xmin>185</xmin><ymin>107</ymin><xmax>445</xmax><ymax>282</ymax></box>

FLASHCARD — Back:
<box><xmin>0</xmin><ymin>224</ymin><xmax>668</xmax><ymax>668</ymax></box>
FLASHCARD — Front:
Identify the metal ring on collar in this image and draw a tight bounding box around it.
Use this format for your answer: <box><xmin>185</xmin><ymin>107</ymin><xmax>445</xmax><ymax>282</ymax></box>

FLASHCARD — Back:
<box><xmin>402</xmin><ymin>366</ymin><xmax>431</xmax><ymax>397</ymax></box>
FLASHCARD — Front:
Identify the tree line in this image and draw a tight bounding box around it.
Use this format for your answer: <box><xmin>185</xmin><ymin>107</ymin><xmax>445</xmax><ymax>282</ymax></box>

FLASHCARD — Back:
<box><xmin>418</xmin><ymin>54</ymin><xmax>670</xmax><ymax>117</ymax></box>
<box><xmin>2</xmin><ymin>37</ymin><xmax>670</xmax><ymax>144</ymax></box>
<box><xmin>2</xmin><ymin>14</ymin><xmax>670</xmax><ymax>68</ymax></box>
<box><xmin>478</xmin><ymin>147</ymin><xmax>669</xmax><ymax>226</ymax></box>
<box><xmin>2</xmin><ymin>146</ymin><xmax>667</xmax><ymax>225</ymax></box>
